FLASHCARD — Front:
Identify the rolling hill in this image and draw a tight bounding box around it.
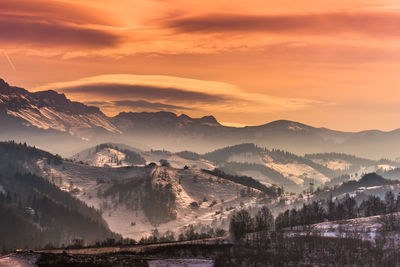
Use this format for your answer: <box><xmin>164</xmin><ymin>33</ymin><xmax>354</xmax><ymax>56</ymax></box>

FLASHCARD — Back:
<box><xmin>71</xmin><ymin>143</ymin><xmax>400</xmax><ymax>193</ymax></box>
<box><xmin>0</xmin><ymin>141</ymin><xmax>278</xmax><ymax>241</ymax></box>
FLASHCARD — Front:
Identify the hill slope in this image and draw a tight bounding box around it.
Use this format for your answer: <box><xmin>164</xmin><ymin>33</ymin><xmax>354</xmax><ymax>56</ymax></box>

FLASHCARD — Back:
<box><xmin>72</xmin><ymin>143</ymin><xmax>399</xmax><ymax>193</ymax></box>
<box><xmin>0</xmin><ymin>142</ymin><xmax>276</xmax><ymax>240</ymax></box>
<box><xmin>0</xmin><ymin>142</ymin><xmax>119</xmax><ymax>252</ymax></box>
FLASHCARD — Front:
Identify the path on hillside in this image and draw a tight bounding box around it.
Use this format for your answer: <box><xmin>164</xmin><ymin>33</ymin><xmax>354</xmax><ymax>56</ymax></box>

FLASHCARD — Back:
<box><xmin>35</xmin><ymin>236</ymin><xmax>229</xmax><ymax>255</ymax></box>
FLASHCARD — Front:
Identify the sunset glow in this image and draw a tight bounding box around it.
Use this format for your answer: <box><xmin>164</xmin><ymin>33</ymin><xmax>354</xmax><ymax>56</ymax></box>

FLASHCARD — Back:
<box><xmin>1</xmin><ymin>0</ymin><xmax>399</xmax><ymax>131</ymax></box>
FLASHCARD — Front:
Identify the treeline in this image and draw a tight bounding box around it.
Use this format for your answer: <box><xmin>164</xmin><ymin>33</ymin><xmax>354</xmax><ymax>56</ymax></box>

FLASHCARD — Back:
<box><xmin>175</xmin><ymin>150</ymin><xmax>201</xmax><ymax>160</ymax></box>
<box><xmin>0</xmin><ymin>141</ymin><xmax>119</xmax><ymax>253</ymax></box>
<box><xmin>141</xmin><ymin>171</ymin><xmax>177</xmax><ymax>224</ymax></box>
<box><xmin>138</xmin><ymin>224</ymin><xmax>226</xmax><ymax>245</ymax></box>
<box><xmin>328</xmin><ymin>173</ymin><xmax>396</xmax><ymax>196</ymax></box>
<box><xmin>315</xmin><ymin>173</ymin><xmax>397</xmax><ymax>200</ymax></box>
<box><xmin>0</xmin><ymin>172</ymin><xmax>119</xmax><ymax>253</ymax></box>
<box><xmin>229</xmin><ymin>206</ymin><xmax>274</xmax><ymax>241</ymax></box>
<box><xmin>275</xmin><ymin>191</ymin><xmax>400</xmax><ymax>230</ymax></box>
<box><xmin>202</xmin><ymin>143</ymin><xmax>338</xmax><ymax>179</ymax></box>
<box><xmin>203</xmin><ymin>143</ymin><xmax>262</xmax><ymax>162</ymax></box>
<box><xmin>3</xmin><ymin>172</ymin><xmax>108</xmax><ymax>224</ymax></box>
<box><xmin>202</xmin><ymin>168</ymin><xmax>278</xmax><ymax>198</ymax></box>
<box><xmin>214</xmin><ymin>234</ymin><xmax>398</xmax><ymax>266</ymax></box>
<box><xmin>267</xmin><ymin>149</ymin><xmax>338</xmax><ymax>178</ymax></box>
<box><xmin>0</xmin><ymin>141</ymin><xmax>62</xmax><ymax>171</ymax></box>
<box><xmin>305</xmin><ymin>152</ymin><xmax>376</xmax><ymax>167</ymax></box>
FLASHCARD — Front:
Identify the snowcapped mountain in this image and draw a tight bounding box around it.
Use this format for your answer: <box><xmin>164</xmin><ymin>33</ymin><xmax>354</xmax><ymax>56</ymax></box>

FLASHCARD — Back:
<box><xmin>0</xmin><ymin>77</ymin><xmax>399</xmax><ymax>160</ymax></box>
<box><xmin>0</xmin><ymin>78</ymin><xmax>120</xmax><ymax>138</ymax></box>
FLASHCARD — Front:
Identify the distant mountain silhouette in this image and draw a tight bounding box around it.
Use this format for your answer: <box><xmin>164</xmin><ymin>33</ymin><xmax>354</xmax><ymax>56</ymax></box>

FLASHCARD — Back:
<box><xmin>0</xmin><ymin>77</ymin><xmax>399</xmax><ymax>159</ymax></box>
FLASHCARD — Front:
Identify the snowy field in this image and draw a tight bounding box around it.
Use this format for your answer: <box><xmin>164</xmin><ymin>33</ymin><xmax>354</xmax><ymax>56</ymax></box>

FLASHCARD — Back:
<box><xmin>0</xmin><ymin>254</ymin><xmax>38</xmax><ymax>267</ymax></box>
<box><xmin>37</xmin><ymin>160</ymin><xmax>259</xmax><ymax>239</ymax></box>
<box><xmin>285</xmin><ymin>213</ymin><xmax>400</xmax><ymax>243</ymax></box>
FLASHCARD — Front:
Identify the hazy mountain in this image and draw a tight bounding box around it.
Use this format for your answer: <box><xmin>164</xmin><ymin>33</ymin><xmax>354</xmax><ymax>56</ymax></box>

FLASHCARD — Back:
<box><xmin>1</xmin><ymin>78</ymin><xmax>399</xmax><ymax>159</ymax></box>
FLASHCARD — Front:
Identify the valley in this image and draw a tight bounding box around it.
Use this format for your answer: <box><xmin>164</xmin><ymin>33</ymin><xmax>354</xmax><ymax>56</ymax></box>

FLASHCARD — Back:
<box><xmin>0</xmin><ymin>78</ymin><xmax>399</xmax><ymax>266</ymax></box>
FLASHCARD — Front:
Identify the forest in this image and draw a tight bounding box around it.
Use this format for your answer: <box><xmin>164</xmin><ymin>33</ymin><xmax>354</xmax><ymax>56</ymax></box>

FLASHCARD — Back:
<box><xmin>0</xmin><ymin>142</ymin><xmax>119</xmax><ymax>253</ymax></box>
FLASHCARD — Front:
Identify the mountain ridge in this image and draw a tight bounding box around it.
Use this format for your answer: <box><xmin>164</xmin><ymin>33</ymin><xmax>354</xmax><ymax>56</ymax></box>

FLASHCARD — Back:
<box><xmin>2</xmin><ymin>77</ymin><xmax>399</xmax><ymax>133</ymax></box>
<box><xmin>0</xmin><ymin>78</ymin><xmax>399</xmax><ymax>159</ymax></box>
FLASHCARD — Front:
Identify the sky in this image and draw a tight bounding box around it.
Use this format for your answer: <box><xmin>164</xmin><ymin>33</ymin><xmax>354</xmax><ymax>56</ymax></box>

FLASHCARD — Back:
<box><xmin>0</xmin><ymin>0</ymin><xmax>399</xmax><ymax>131</ymax></box>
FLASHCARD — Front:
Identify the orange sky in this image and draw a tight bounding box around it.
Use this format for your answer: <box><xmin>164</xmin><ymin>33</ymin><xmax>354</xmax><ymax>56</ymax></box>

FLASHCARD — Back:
<box><xmin>0</xmin><ymin>0</ymin><xmax>399</xmax><ymax>131</ymax></box>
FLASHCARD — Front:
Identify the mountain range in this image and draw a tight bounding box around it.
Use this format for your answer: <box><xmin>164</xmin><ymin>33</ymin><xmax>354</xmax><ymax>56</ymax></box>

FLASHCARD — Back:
<box><xmin>1</xmin><ymin>78</ymin><xmax>399</xmax><ymax>159</ymax></box>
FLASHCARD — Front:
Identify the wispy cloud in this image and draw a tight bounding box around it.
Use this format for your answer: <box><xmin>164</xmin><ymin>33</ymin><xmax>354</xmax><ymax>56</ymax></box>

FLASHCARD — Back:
<box><xmin>36</xmin><ymin>74</ymin><xmax>321</xmax><ymax>116</ymax></box>
<box><xmin>164</xmin><ymin>11</ymin><xmax>400</xmax><ymax>38</ymax></box>
<box><xmin>0</xmin><ymin>15</ymin><xmax>121</xmax><ymax>48</ymax></box>
<box><xmin>85</xmin><ymin>100</ymin><xmax>192</xmax><ymax>112</ymax></box>
<box><xmin>2</xmin><ymin>50</ymin><xmax>16</xmax><ymax>71</ymax></box>
<box><xmin>60</xmin><ymin>83</ymin><xmax>225</xmax><ymax>103</ymax></box>
<box><xmin>0</xmin><ymin>0</ymin><xmax>122</xmax><ymax>49</ymax></box>
<box><xmin>0</xmin><ymin>0</ymin><xmax>117</xmax><ymax>26</ymax></box>
<box><xmin>112</xmin><ymin>100</ymin><xmax>192</xmax><ymax>110</ymax></box>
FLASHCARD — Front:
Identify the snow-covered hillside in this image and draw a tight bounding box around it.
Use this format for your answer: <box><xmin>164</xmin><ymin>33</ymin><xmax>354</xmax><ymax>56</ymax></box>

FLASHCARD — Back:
<box><xmin>311</xmin><ymin>158</ymin><xmax>351</xmax><ymax>171</ymax></box>
<box><xmin>72</xmin><ymin>143</ymin><xmax>399</xmax><ymax>194</ymax></box>
<box><xmin>286</xmin><ymin>213</ymin><xmax>400</xmax><ymax>243</ymax></box>
<box><xmin>37</xmin><ymin>160</ymin><xmax>265</xmax><ymax>240</ymax></box>
<box><xmin>72</xmin><ymin>144</ymin><xmax>216</xmax><ymax>170</ymax></box>
<box><xmin>73</xmin><ymin>147</ymin><xmax>135</xmax><ymax>168</ymax></box>
<box><xmin>208</xmin><ymin>146</ymin><xmax>331</xmax><ymax>189</ymax></box>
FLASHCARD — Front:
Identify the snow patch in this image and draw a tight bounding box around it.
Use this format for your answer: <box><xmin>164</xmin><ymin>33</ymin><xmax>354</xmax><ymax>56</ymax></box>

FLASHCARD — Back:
<box><xmin>0</xmin><ymin>184</ymin><xmax>6</xmax><ymax>195</ymax></box>
<box><xmin>266</xmin><ymin>162</ymin><xmax>329</xmax><ymax>185</ymax></box>
<box><xmin>311</xmin><ymin>159</ymin><xmax>351</xmax><ymax>171</ymax></box>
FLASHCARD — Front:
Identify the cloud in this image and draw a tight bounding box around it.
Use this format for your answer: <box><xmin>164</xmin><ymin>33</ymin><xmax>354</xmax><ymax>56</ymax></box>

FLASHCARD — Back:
<box><xmin>164</xmin><ymin>11</ymin><xmax>400</xmax><ymax>38</ymax></box>
<box><xmin>0</xmin><ymin>0</ymin><xmax>116</xmax><ymax>26</ymax></box>
<box><xmin>2</xmin><ymin>51</ymin><xmax>16</xmax><ymax>71</ymax></box>
<box><xmin>0</xmin><ymin>15</ymin><xmax>121</xmax><ymax>48</ymax></box>
<box><xmin>85</xmin><ymin>100</ymin><xmax>192</xmax><ymax>112</ymax></box>
<box><xmin>59</xmin><ymin>83</ymin><xmax>225</xmax><ymax>103</ymax></box>
<box><xmin>113</xmin><ymin>100</ymin><xmax>192</xmax><ymax>110</ymax></box>
<box><xmin>36</xmin><ymin>74</ymin><xmax>322</xmax><ymax>115</ymax></box>
<box><xmin>0</xmin><ymin>0</ymin><xmax>121</xmax><ymax>48</ymax></box>
<box><xmin>36</xmin><ymin>74</ymin><xmax>236</xmax><ymax>103</ymax></box>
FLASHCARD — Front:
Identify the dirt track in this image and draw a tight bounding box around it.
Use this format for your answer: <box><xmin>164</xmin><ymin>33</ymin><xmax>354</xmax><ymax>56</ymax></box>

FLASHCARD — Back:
<box><xmin>34</xmin><ymin>236</ymin><xmax>229</xmax><ymax>255</ymax></box>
